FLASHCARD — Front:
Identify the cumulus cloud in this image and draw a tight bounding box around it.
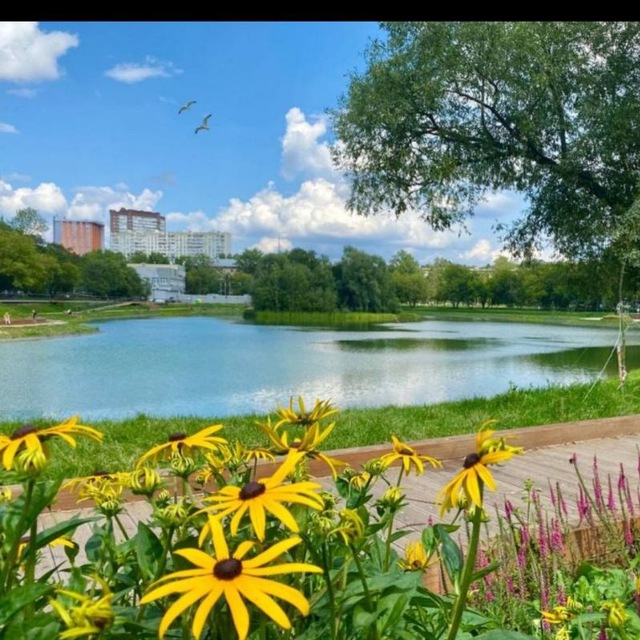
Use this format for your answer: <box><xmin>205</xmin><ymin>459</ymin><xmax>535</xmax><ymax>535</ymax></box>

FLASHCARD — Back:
<box><xmin>105</xmin><ymin>56</ymin><xmax>182</xmax><ymax>84</ymax></box>
<box><xmin>0</xmin><ymin>180</ymin><xmax>67</xmax><ymax>217</ymax></box>
<box><xmin>281</xmin><ymin>107</ymin><xmax>337</xmax><ymax>181</ymax></box>
<box><xmin>0</xmin><ymin>22</ymin><xmax>78</xmax><ymax>83</ymax></box>
<box><xmin>459</xmin><ymin>239</ymin><xmax>512</xmax><ymax>264</ymax></box>
<box><xmin>68</xmin><ymin>186</ymin><xmax>163</xmax><ymax>224</ymax></box>
<box><xmin>0</xmin><ymin>122</ymin><xmax>18</xmax><ymax>134</ymax></box>
<box><xmin>6</xmin><ymin>87</ymin><xmax>37</xmax><ymax>98</ymax></box>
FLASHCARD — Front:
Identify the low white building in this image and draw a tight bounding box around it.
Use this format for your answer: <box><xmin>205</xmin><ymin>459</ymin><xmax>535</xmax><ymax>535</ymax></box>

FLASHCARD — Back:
<box><xmin>129</xmin><ymin>263</ymin><xmax>186</xmax><ymax>302</ymax></box>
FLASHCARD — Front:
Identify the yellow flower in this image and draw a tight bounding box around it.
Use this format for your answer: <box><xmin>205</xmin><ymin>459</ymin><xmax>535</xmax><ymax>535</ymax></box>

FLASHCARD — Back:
<box><xmin>437</xmin><ymin>426</ymin><xmax>522</xmax><ymax>514</ymax></box>
<box><xmin>554</xmin><ymin>627</ymin><xmax>570</xmax><ymax>640</ymax></box>
<box><xmin>140</xmin><ymin>518</ymin><xmax>322</xmax><ymax>640</ymax></box>
<box><xmin>258</xmin><ymin>419</ymin><xmax>346</xmax><ymax>478</ymax></box>
<box><xmin>398</xmin><ymin>540</ymin><xmax>431</xmax><ymax>572</ymax></box>
<box><xmin>50</xmin><ymin>584</ymin><xmax>114</xmax><ymax>639</ymax></box>
<box><xmin>541</xmin><ymin>605</ymin><xmax>572</xmax><ymax>625</ymax></box>
<box><xmin>601</xmin><ymin>599</ymin><xmax>628</xmax><ymax>628</ymax></box>
<box><xmin>274</xmin><ymin>396</ymin><xmax>338</xmax><ymax>429</ymax></box>
<box><xmin>136</xmin><ymin>424</ymin><xmax>227</xmax><ymax>467</ymax></box>
<box><xmin>200</xmin><ymin>451</ymin><xmax>324</xmax><ymax>541</ymax></box>
<box><xmin>0</xmin><ymin>417</ymin><xmax>102</xmax><ymax>470</ymax></box>
<box><xmin>379</xmin><ymin>436</ymin><xmax>442</xmax><ymax>476</ymax></box>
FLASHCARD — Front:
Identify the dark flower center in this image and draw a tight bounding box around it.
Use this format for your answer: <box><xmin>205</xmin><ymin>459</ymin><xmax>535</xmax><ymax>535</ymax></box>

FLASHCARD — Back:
<box><xmin>412</xmin><ymin>559</ymin><xmax>423</xmax><ymax>568</ymax></box>
<box><xmin>398</xmin><ymin>447</ymin><xmax>414</xmax><ymax>456</ymax></box>
<box><xmin>92</xmin><ymin>470</ymin><xmax>111</xmax><ymax>477</ymax></box>
<box><xmin>463</xmin><ymin>452</ymin><xmax>481</xmax><ymax>468</ymax></box>
<box><xmin>168</xmin><ymin>433</ymin><xmax>187</xmax><ymax>442</ymax></box>
<box><xmin>290</xmin><ymin>441</ymin><xmax>301</xmax><ymax>449</ymax></box>
<box><xmin>11</xmin><ymin>425</ymin><xmax>39</xmax><ymax>440</ymax></box>
<box><xmin>239</xmin><ymin>481</ymin><xmax>266</xmax><ymax>500</ymax></box>
<box><xmin>213</xmin><ymin>558</ymin><xmax>242</xmax><ymax>580</ymax></box>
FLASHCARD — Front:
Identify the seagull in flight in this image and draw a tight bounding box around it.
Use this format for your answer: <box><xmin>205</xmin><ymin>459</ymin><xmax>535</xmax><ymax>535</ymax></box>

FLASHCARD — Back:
<box><xmin>195</xmin><ymin>114</ymin><xmax>212</xmax><ymax>134</ymax></box>
<box><xmin>178</xmin><ymin>100</ymin><xmax>197</xmax><ymax>114</ymax></box>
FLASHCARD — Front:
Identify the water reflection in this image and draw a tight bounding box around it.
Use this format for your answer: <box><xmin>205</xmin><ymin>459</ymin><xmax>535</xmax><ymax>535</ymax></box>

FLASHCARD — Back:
<box><xmin>0</xmin><ymin>317</ymin><xmax>637</xmax><ymax>420</ymax></box>
<box><xmin>335</xmin><ymin>337</ymin><xmax>500</xmax><ymax>351</ymax></box>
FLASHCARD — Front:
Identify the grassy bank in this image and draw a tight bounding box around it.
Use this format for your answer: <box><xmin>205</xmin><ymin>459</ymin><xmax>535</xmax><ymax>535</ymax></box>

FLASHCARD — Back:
<box><xmin>3</xmin><ymin>371</ymin><xmax>640</xmax><ymax>482</ymax></box>
<box><xmin>249</xmin><ymin>309</ymin><xmax>422</xmax><ymax>326</ymax></box>
<box><xmin>0</xmin><ymin>300</ymin><xmax>249</xmax><ymax>340</ymax></box>
<box><xmin>411</xmin><ymin>304</ymin><xmax>621</xmax><ymax>327</ymax></box>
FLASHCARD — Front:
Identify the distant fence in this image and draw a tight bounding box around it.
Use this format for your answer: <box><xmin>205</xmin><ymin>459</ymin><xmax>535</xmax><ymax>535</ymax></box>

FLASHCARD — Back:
<box><xmin>174</xmin><ymin>293</ymin><xmax>251</xmax><ymax>305</ymax></box>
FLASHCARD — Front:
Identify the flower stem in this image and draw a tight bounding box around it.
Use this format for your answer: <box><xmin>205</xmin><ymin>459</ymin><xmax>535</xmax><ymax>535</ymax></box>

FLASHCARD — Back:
<box><xmin>350</xmin><ymin>544</ymin><xmax>379</xmax><ymax>640</ymax></box>
<box><xmin>322</xmin><ymin>543</ymin><xmax>338</xmax><ymax>640</ymax></box>
<box><xmin>446</xmin><ymin>491</ymin><xmax>484</xmax><ymax>640</ymax></box>
<box><xmin>383</xmin><ymin>466</ymin><xmax>405</xmax><ymax>570</ymax></box>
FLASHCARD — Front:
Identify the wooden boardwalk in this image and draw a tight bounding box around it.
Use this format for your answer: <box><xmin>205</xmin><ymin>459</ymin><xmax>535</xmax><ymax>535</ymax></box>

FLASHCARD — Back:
<box><xmin>35</xmin><ymin>415</ymin><xmax>640</xmax><ymax>577</ymax></box>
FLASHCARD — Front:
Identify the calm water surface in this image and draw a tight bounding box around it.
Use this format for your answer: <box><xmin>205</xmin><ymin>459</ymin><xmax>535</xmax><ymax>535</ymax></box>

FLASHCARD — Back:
<box><xmin>1</xmin><ymin>317</ymin><xmax>639</xmax><ymax>420</ymax></box>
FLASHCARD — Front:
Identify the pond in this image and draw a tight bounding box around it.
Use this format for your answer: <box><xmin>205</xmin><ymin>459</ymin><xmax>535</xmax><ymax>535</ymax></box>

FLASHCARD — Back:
<box><xmin>1</xmin><ymin>317</ymin><xmax>639</xmax><ymax>421</ymax></box>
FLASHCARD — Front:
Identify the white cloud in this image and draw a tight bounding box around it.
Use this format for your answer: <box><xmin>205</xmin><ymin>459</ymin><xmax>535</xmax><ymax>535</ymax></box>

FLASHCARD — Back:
<box><xmin>0</xmin><ymin>122</ymin><xmax>18</xmax><ymax>134</ymax></box>
<box><xmin>5</xmin><ymin>172</ymin><xmax>30</xmax><ymax>183</ymax></box>
<box><xmin>459</xmin><ymin>239</ymin><xmax>512</xmax><ymax>264</ymax></box>
<box><xmin>255</xmin><ymin>237</ymin><xmax>293</xmax><ymax>253</ymax></box>
<box><xmin>68</xmin><ymin>186</ymin><xmax>163</xmax><ymax>224</ymax></box>
<box><xmin>0</xmin><ymin>180</ymin><xmax>67</xmax><ymax>216</ymax></box>
<box><xmin>281</xmin><ymin>107</ymin><xmax>337</xmax><ymax>180</ymax></box>
<box><xmin>6</xmin><ymin>87</ymin><xmax>37</xmax><ymax>98</ymax></box>
<box><xmin>0</xmin><ymin>22</ymin><xmax>78</xmax><ymax>82</ymax></box>
<box><xmin>105</xmin><ymin>56</ymin><xmax>182</xmax><ymax>84</ymax></box>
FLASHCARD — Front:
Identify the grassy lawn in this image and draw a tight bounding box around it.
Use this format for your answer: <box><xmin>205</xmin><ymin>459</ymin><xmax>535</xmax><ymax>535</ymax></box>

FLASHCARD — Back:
<box><xmin>2</xmin><ymin>370</ymin><xmax>639</xmax><ymax>482</ymax></box>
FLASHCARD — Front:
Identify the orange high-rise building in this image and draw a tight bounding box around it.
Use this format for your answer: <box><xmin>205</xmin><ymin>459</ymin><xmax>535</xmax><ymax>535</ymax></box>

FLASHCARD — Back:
<box><xmin>53</xmin><ymin>218</ymin><xmax>104</xmax><ymax>255</ymax></box>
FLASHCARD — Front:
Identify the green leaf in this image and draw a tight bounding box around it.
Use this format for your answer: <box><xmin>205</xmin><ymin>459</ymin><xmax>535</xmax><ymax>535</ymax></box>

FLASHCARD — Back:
<box><xmin>34</xmin><ymin>514</ymin><xmax>96</xmax><ymax>551</ymax></box>
<box><xmin>433</xmin><ymin>524</ymin><xmax>463</xmax><ymax>583</ymax></box>
<box><xmin>135</xmin><ymin>522</ymin><xmax>163</xmax><ymax>580</ymax></box>
<box><xmin>475</xmin><ymin>631</ymin><xmax>537</xmax><ymax>640</ymax></box>
<box><xmin>0</xmin><ymin>582</ymin><xmax>52</xmax><ymax>627</ymax></box>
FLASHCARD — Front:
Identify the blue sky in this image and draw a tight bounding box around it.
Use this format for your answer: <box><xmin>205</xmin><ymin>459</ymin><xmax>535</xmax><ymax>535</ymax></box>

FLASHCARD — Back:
<box><xmin>0</xmin><ymin>21</ymin><xmax>527</xmax><ymax>265</ymax></box>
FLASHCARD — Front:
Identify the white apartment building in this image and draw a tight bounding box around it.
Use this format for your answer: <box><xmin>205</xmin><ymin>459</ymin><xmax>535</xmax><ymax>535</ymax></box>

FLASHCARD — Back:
<box><xmin>111</xmin><ymin>230</ymin><xmax>231</xmax><ymax>261</ymax></box>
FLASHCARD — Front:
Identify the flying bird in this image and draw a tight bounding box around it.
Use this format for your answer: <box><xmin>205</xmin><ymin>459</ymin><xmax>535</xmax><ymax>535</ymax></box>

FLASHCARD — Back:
<box><xmin>195</xmin><ymin>114</ymin><xmax>212</xmax><ymax>134</ymax></box>
<box><xmin>178</xmin><ymin>100</ymin><xmax>196</xmax><ymax>114</ymax></box>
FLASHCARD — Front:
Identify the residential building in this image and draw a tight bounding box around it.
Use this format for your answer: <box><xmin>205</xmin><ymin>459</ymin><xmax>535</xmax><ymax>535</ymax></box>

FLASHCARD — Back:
<box><xmin>53</xmin><ymin>218</ymin><xmax>104</xmax><ymax>255</ymax></box>
<box><xmin>109</xmin><ymin>208</ymin><xmax>165</xmax><ymax>233</ymax></box>
<box><xmin>111</xmin><ymin>230</ymin><xmax>231</xmax><ymax>261</ymax></box>
<box><xmin>128</xmin><ymin>263</ymin><xmax>186</xmax><ymax>301</ymax></box>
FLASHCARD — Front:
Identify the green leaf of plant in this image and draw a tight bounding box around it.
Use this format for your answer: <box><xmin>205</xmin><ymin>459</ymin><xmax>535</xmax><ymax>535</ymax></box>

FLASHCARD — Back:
<box><xmin>34</xmin><ymin>514</ymin><xmax>96</xmax><ymax>551</ymax></box>
<box><xmin>475</xmin><ymin>631</ymin><xmax>538</xmax><ymax>640</ymax></box>
<box><xmin>0</xmin><ymin>582</ymin><xmax>52</xmax><ymax>627</ymax></box>
<box><xmin>135</xmin><ymin>522</ymin><xmax>163</xmax><ymax>580</ymax></box>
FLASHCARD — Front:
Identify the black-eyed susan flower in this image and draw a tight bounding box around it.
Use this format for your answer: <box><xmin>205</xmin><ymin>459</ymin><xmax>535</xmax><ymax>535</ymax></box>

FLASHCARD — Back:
<box><xmin>379</xmin><ymin>436</ymin><xmax>442</xmax><ymax>477</ymax></box>
<box><xmin>200</xmin><ymin>451</ymin><xmax>324</xmax><ymax>541</ymax></box>
<box><xmin>50</xmin><ymin>584</ymin><xmax>114</xmax><ymax>639</ymax></box>
<box><xmin>259</xmin><ymin>419</ymin><xmax>346</xmax><ymax>478</ymax></box>
<box><xmin>398</xmin><ymin>540</ymin><xmax>431</xmax><ymax>572</ymax></box>
<box><xmin>274</xmin><ymin>396</ymin><xmax>338</xmax><ymax>429</ymax></box>
<box><xmin>136</xmin><ymin>424</ymin><xmax>227</xmax><ymax>468</ymax></box>
<box><xmin>140</xmin><ymin>517</ymin><xmax>321</xmax><ymax>640</ymax></box>
<box><xmin>601</xmin><ymin>599</ymin><xmax>628</xmax><ymax>628</ymax></box>
<box><xmin>0</xmin><ymin>417</ymin><xmax>102</xmax><ymax>470</ymax></box>
<box><xmin>437</xmin><ymin>426</ymin><xmax>522</xmax><ymax>515</ymax></box>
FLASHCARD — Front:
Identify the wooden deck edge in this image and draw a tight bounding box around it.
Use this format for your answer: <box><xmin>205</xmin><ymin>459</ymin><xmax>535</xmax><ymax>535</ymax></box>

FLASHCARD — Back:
<box><xmin>33</xmin><ymin>413</ymin><xmax>640</xmax><ymax>512</ymax></box>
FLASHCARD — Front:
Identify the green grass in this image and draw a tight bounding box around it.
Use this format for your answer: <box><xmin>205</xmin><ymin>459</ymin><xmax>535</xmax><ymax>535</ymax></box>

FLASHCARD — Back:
<box><xmin>249</xmin><ymin>310</ymin><xmax>421</xmax><ymax>326</ymax></box>
<box><xmin>3</xmin><ymin>371</ymin><xmax>640</xmax><ymax>482</ymax></box>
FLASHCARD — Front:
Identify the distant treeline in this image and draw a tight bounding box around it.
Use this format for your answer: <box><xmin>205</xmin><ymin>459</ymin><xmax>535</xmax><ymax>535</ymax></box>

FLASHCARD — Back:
<box><xmin>2</xmin><ymin>209</ymin><xmax>639</xmax><ymax>311</ymax></box>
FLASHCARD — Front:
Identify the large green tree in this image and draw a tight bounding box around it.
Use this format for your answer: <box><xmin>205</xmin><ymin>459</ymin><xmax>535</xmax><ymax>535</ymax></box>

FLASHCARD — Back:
<box><xmin>331</xmin><ymin>22</ymin><xmax>640</xmax><ymax>258</ymax></box>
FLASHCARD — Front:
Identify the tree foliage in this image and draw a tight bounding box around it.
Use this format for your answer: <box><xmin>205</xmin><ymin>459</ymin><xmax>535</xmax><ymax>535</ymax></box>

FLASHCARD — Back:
<box><xmin>331</xmin><ymin>22</ymin><xmax>640</xmax><ymax>258</ymax></box>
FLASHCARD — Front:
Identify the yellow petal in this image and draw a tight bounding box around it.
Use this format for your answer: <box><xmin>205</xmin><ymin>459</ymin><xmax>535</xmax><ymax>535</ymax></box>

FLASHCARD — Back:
<box><xmin>159</xmin><ymin>585</ymin><xmax>210</xmax><ymax>638</ymax></box>
<box><xmin>235</xmin><ymin>576</ymin><xmax>291</xmax><ymax>629</ymax></box>
<box><xmin>243</xmin><ymin>537</ymin><xmax>301</xmax><ymax>569</ymax></box>
<box><xmin>191</xmin><ymin>583</ymin><xmax>224</xmax><ymax>640</ymax></box>
<box><xmin>247</xmin><ymin>576</ymin><xmax>312</xmax><ymax>615</ymax></box>
<box><xmin>224</xmin><ymin>584</ymin><xmax>250</xmax><ymax>640</ymax></box>
<box><xmin>174</xmin><ymin>548</ymin><xmax>216</xmax><ymax>570</ymax></box>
